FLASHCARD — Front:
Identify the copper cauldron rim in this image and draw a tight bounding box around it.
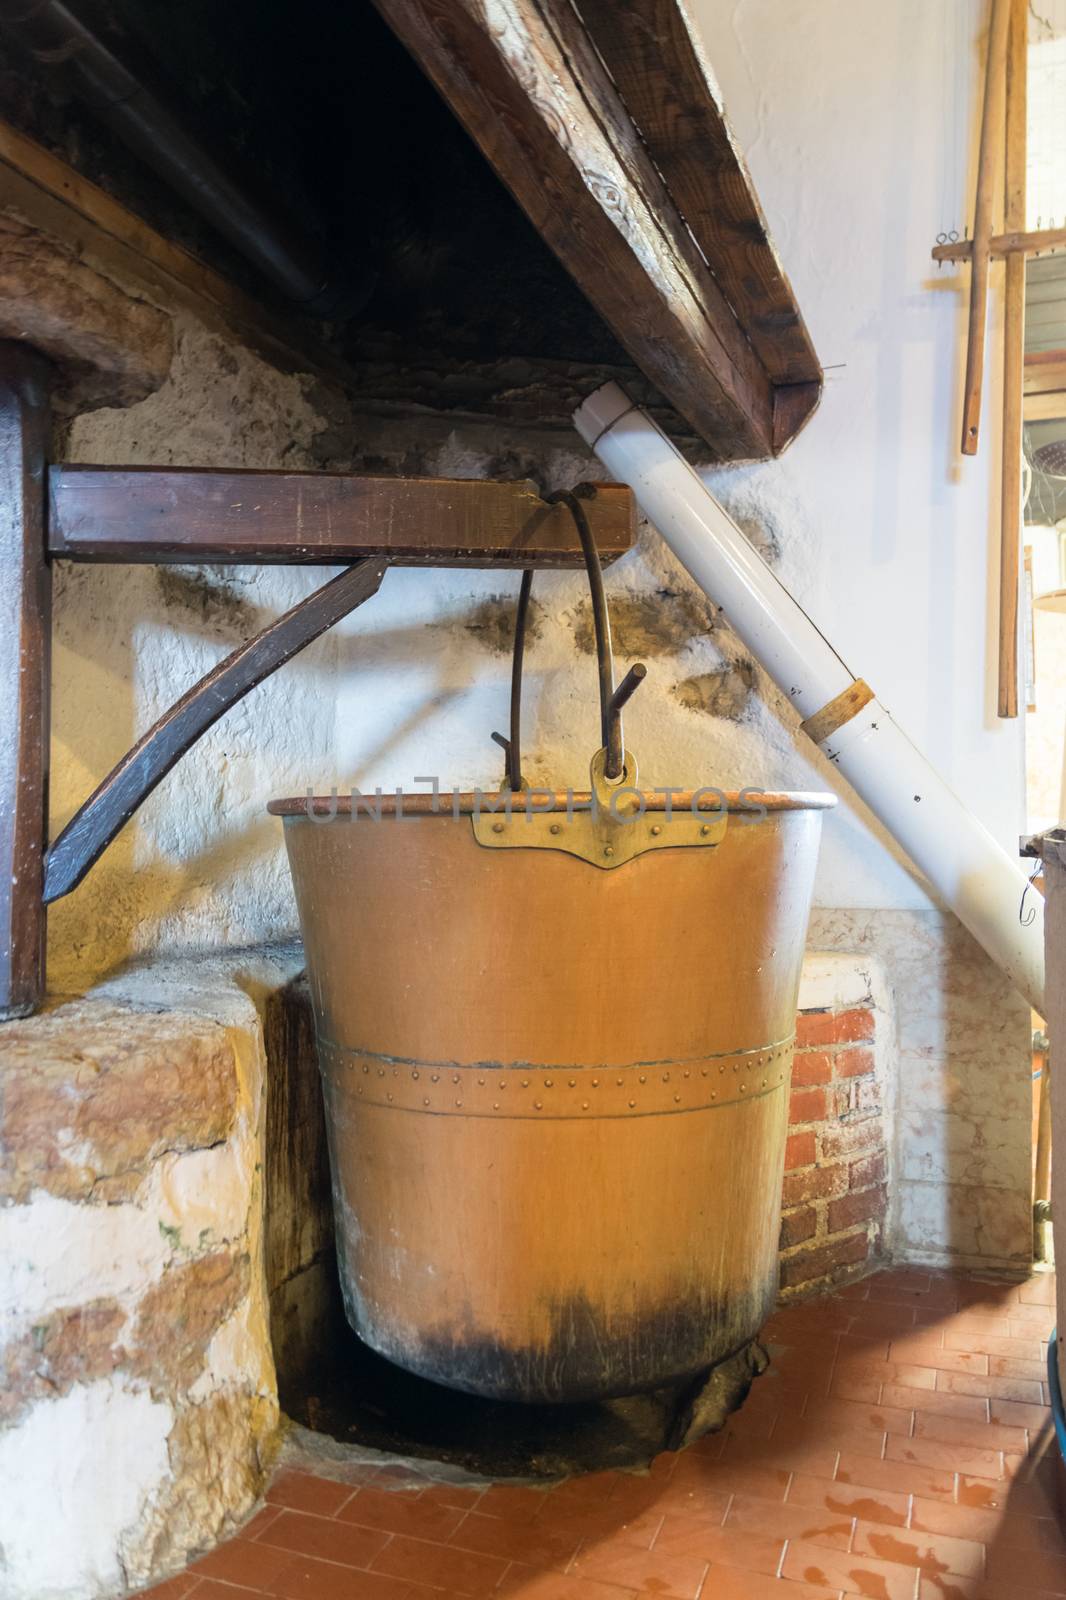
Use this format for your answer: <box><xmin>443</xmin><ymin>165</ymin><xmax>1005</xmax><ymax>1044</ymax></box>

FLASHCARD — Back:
<box><xmin>267</xmin><ymin>788</ymin><xmax>837</xmax><ymax>817</ymax></box>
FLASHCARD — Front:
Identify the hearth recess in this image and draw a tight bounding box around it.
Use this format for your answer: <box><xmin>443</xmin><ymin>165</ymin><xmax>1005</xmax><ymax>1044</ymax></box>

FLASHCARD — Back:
<box><xmin>0</xmin><ymin>1</ymin><xmax>839</xmax><ymax>1595</ymax></box>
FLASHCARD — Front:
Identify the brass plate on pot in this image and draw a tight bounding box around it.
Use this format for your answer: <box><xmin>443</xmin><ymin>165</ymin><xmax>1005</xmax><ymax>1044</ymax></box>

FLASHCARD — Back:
<box><xmin>471</xmin><ymin>748</ymin><xmax>728</xmax><ymax>869</ymax></box>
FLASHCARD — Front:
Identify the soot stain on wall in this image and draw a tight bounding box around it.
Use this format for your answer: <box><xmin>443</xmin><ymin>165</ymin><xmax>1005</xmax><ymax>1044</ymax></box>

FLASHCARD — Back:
<box><xmin>570</xmin><ymin>588</ymin><xmax>717</xmax><ymax>657</ymax></box>
<box><xmin>672</xmin><ymin>659</ymin><xmax>758</xmax><ymax>721</ymax></box>
<box><xmin>463</xmin><ymin>593</ymin><xmax>546</xmax><ymax>653</ymax></box>
<box><xmin>155</xmin><ymin>568</ymin><xmax>257</xmax><ymax>629</ymax></box>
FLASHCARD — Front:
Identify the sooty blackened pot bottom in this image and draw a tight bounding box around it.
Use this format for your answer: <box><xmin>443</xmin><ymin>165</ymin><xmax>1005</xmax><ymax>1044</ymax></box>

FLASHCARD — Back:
<box><xmin>279</xmin><ymin>1264</ymin><xmax>766</xmax><ymax>1479</ymax></box>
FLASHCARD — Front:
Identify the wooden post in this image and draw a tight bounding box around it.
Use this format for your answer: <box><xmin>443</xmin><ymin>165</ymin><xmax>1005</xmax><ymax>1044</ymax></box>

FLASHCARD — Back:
<box><xmin>999</xmin><ymin>0</ymin><xmax>1027</xmax><ymax>717</ymax></box>
<box><xmin>961</xmin><ymin>0</ymin><xmax>1010</xmax><ymax>455</ymax></box>
<box><xmin>0</xmin><ymin>343</ymin><xmax>52</xmax><ymax>1018</ymax></box>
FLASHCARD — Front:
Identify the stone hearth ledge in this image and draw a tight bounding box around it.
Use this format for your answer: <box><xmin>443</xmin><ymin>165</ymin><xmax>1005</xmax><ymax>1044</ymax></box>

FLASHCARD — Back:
<box><xmin>0</xmin><ymin>943</ymin><xmax>304</xmax><ymax>1600</ymax></box>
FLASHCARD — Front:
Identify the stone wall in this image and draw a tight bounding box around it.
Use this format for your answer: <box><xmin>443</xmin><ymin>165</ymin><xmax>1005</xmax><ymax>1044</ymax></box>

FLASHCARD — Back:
<box><xmin>0</xmin><ymin>947</ymin><xmax>302</xmax><ymax>1600</ymax></box>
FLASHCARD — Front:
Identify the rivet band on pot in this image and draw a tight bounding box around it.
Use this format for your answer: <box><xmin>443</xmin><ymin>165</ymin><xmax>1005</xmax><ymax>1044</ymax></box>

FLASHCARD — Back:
<box><xmin>316</xmin><ymin>1037</ymin><xmax>794</xmax><ymax>1118</ymax></box>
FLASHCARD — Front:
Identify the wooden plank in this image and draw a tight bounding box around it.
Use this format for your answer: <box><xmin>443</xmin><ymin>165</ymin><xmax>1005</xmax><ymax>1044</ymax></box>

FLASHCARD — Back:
<box><xmin>47</xmin><ymin>467</ymin><xmax>635</xmax><ymax>567</ymax></box>
<box><xmin>371</xmin><ymin>0</ymin><xmax>787</xmax><ymax>461</ymax></box>
<box><xmin>933</xmin><ymin>225</ymin><xmax>1066</xmax><ymax>263</ymax></box>
<box><xmin>999</xmin><ymin>0</ymin><xmax>1027</xmax><ymax>717</ymax></box>
<box><xmin>1025</xmin><ymin>352</ymin><xmax>1066</xmax><ymax>393</ymax></box>
<box><xmin>43</xmin><ymin>562</ymin><xmax>386</xmax><ymax>905</ymax></box>
<box><xmin>961</xmin><ymin>0</ymin><xmax>1010</xmax><ymax>455</ymax></box>
<box><xmin>1023</xmin><ymin>389</ymin><xmax>1066</xmax><ymax>422</ymax></box>
<box><xmin>0</xmin><ymin>343</ymin><xmax>52</xmax><ymax>1018</ymax></box>
<box><xmin>575</xmin><ymin>0</ymin><xmax>821</xmax><ymax>394</ymax></box>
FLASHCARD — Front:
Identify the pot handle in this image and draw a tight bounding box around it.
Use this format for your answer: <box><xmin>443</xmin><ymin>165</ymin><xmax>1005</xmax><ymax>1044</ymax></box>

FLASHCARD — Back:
<box><xmin>492</xmin><ymin>486</ymin><xmax>646</xmax><ymax>790</ymax></box>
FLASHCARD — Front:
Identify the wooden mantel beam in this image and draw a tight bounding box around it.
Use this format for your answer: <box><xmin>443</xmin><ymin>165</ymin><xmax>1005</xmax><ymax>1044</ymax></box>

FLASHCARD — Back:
<box><xmin>372</xmin><ymin>0</ymin><xmax>813</xmax><ymax>461</ymax></box>
<box><xmin>47</xmin><ymin>466</ymin><xmax>635</xmax><ymax>566</ymax></box>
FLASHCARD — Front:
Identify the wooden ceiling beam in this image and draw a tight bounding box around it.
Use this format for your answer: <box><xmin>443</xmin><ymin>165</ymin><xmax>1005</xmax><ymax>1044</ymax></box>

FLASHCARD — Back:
<box><xmin>576</xmin><ymin>0</ymin><xmax>821</xmax><ymax>395</ymax></box>
<box><xmin>373</xmin><ymin>0</ymin><xmax>815</xmax><ymax>461</ymax></box>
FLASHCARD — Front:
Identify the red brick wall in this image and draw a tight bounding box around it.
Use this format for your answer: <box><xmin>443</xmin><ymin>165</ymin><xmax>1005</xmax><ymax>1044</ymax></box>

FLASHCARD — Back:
<box><xmin>778</xmin><ymin>1002</ymin><xmax>886</xmax><ymax>1298</ymax></box>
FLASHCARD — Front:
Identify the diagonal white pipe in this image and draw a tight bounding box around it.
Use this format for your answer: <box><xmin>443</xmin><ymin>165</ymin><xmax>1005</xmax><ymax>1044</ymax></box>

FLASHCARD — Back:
<box><xmin>574</xmin><ymin>382</ymin><xmax>1045</xmax><ymax>1015</ymax></box>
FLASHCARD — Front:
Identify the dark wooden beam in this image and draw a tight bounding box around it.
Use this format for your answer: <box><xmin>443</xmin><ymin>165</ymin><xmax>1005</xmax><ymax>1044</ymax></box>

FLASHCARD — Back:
<box><xmin>0</xmin><ymin>343</ymin><xmax>52</xmax><ymax>1018</ymax></box>
<box><xmin>372</xmin><ymin>0</ymin><xmax>786</xmax><ymax>461</ymax></box>
<box><xmin>47</xmin><ymin>467</ymin><xmax>635</xmax><ymax>566</ymax></box>
<box><xmin>44</xmin><ymin>561</ymin><xmax>387</xmax><ymax>905</ymax></box>
<box><xmin>576</xmin><ymin>0</ymin><xmax>822</xmax><ymax>400</ymax></box>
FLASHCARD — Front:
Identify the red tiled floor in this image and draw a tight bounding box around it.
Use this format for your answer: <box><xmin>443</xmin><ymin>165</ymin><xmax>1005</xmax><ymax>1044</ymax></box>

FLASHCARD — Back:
<box><xmin>142</xmin><ymin>1265</ymin><xmax>1062</xmax><ymax>1599</ymax></box>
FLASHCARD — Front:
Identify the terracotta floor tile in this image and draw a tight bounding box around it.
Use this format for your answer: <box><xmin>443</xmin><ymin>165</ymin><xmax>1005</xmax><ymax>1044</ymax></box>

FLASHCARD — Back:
<box><xmin>801</xmin><ymin>1397</ymin><xmax>915</xmax><ymax>1436</ymax></box>
<box><xmin>719</xmin><ymin>1435</ymin><xmax>841</xmax><ymax>1480</ymax></box>
<box><xmin>852</xmin><ymin>1519</ymin><xmax>985</xmax><ymax>1578</ymax></box>
<box><xmin>548</xmin><ymin>1475</ymin><xmax>626</xmax><ymax>1512</ymax></box>
<box><xmin>988</xmin><ymin>1356</ymin><xmax>1047</xmax><ymax>1383</ymax></box>
<box><xmin>190</xmin><ymin>1537</ymin><xmax>294</xmax><ymax>1590</ymax></box>
<box><xmin>722</xmin><ymin>1489</ymin><xmax>853</xmax><ymax>1549</ymax></box>
<box><xmin>918</xmin><ymin>1579</ymin><xmax>1059</xmax><ymax>1600</ymax></box>
<box><xmin>648</xmin><ymin>1482</ymin><xmax>731</xmax><ymax>1524</ymax></box>
<box><xmin>188</xmin><ymin>1582</ymin><xmax>264</xmax><ymax>1599</ymax></box>
<box><xmin>909</xmin><ymin>1492</ymin><xmax>1055</xmax><ymax>1550</ymax></box>
<box><xmin>988</xmin><ymin>1398</ymin><xmax>1052</xmax><ymax>1430</ymax></box>
<box><xmin>885</xmin><ymin>1433</ymin><xmax>1004</xmax><ymax>1480</ymax></box>
<box><xmin>264</xmin><ymin>1471</ymin><xmax>358</xmax><ymax>1518</ymax></box>
<box><xmin>880</xmin><ymin>1383</ymin><xmax>986</xmax><ymax>1420</ymax></box>
<box><xmin>337</xmin><ymin>1486</ymin><xmax>466</xmax><ymax>1542</ymax></box>
<box><xmin>598</xmin><ymin>1480</ymin><xmax>670</xmax><ymax>1522</ymax></box>
<box><xmin>787</xmin><ymin>1470</ymin><xmax>910</xmax><ymax>1527</ymax></box>
<box><xmin>371</xmin><ymin>1534</ymin><xmax>510</xmax><ymax>1594</ymax></box>
<box><xmin>533</xmin><ymin>1506</ymin><xmax>665</xmax><ymax>1550</ymax></box>
<box><xmin>835</xmin><ymin>1357</ymin><xmax>937</xmax><ymax>1392</ymax></box>
<box><xmin>265</xmin><ymin>1555</ymin><xmax>413</xmax><ymax>1600</ymax></box>
<box><xmin>830</xmin><ymin>1374</ymin><xmax>885</xmax><ymax>1404</ymax></box>
<box><xmin>680</xmin><ymin>1461</ymin><xmax>792</xmax><ymax>1502</ymax></box>
<box><xmin>650</xmin><ymin>1518</ymin><xmax>785</xmax><ymax>1574</ymax></box>
<box><xmin>478</xmin><ymin>1485</ymin><xmax>554</xmax><ymax>1521</ymax></box>
<box><xmin>782</xmin><ymin>1539</ymin><xmax>920</xmax><ymax>1600</ymax></box>
<box><xmin>255</xmin><ymin>1508</ymin><xmax>390</xmax><ymax>1569</ymax></box>
<box><xmin>887</xmin><ymin>1340</ymin><xmax>989</xmax><ymax>1376</ymax></box>
<box><xmin>694</xmin><ymin>1567</ymin><xmax>841</xmax><ymax>1600</ymax></box>
<box><xmin>449</xmin><ymin>1509</ymin><xmax>583</xmax><ymax>1570</ymax></box>
<box><xmin>911</xmin><ymin>1413</ymin><xmax>1028</xmax><ymax>1453</ymax></box>
<box><xmin>944</xmin><ymin>1332</ymin><xmax>1044</xmax><ymax>1363</ymax></box>
<box><xmin>938</xmin><ymin>1371</ymin><xmax>1044</xmax><ymax>1404</ymax></box>
<box><xmin>1019</xmin><ymin>1278</ymin><xmax>1057</xmax><ymax>1306</ymax></box>
<box><xmin>243</xmin><ymin>1506</ymin><xmax>285</xmax><ymax>1543</ymax></box>
<box><xmin>496</xmin><ymin>1564</ymin><xmax>640</xmax><ymax>1600</ymax></box>
<box><xmin>567</xmin><ymin>1539</ymin><xmax>707</xmax><ymax>1598</ymax></box>
<box><xmin>418</xmin><ymin>1481</ymin><xmax>486</xmax><ymax>1512</ymax></box>
<box><xmin>141</xmin><ymin>1266</ymin><xmax>1066</xmax><ymax>1600</ymax></box>
<box><xmin>835</xmin><ymin>1450</ymin><xmax>956</xmax><ymax>1503</ymax></box>
<box><xmin>984</xmin><ymin>1542</ymin><xmax>1066</xmax><ymax>1591</ymax></box>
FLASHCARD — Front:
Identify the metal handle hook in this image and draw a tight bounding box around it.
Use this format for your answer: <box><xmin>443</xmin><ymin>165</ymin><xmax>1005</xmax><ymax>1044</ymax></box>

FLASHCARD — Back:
<box><xmin>491</xmin><ymin>486</ymin><xmax>645</xmax><ymax>787</ymax></box>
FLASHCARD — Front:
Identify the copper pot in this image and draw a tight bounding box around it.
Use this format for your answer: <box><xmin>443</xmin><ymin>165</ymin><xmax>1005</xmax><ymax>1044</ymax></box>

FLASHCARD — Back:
<box><xmin>269</xmin><ymin>489</ymin><xmax>834</xmax><ymax>1402</ymax></box>
<box><xmin>270</xmin><ymin>775</ymin><xmax>832</xmax><ymax>1402</ymax></box>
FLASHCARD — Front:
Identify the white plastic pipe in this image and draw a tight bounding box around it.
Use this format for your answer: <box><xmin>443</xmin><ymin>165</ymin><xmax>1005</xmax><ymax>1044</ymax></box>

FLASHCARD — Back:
<box><xmin>574</xmin><ymin>382</ymin><xmax>1045</xmax><ymax>1015</ymax></box>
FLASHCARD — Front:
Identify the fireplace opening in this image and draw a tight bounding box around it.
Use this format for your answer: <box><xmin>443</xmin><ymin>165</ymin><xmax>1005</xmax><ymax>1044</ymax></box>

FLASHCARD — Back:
<box><xmin>0</xmin><ymin>0</ymin><xmax>680</xmax><ymax>434</ymax></box>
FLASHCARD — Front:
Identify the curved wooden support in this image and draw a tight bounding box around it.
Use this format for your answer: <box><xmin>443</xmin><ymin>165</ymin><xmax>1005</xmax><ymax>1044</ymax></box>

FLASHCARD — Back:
<box><xmin>44</xmin><ymin>559</ymin><xmax>386</xmax><ymax>904</ymax></box>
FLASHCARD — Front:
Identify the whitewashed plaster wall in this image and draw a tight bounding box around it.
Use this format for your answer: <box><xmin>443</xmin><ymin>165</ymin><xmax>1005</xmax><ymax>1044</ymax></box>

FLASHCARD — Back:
<box><xmin>52</xmin><ymin>0</ymin><xmax>1032</xmax><ymax>1267</ymax></box>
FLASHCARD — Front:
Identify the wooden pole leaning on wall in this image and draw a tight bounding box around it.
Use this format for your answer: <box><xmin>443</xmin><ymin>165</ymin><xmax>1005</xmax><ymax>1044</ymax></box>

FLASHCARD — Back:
<box><xmin>0</xmin><ymin>342</ymin><xmax>52</xmax><ymax>1019</ymax></box>
<box><xmin>961</xmin><ymin>0</ymin><xmax>1010</xmax><ymax>457</ymax></box>
<box><xmin>999</xmin><ymin>0</ymin><xmax>1027</xmax><ymax>718</ymax></box>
